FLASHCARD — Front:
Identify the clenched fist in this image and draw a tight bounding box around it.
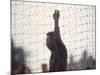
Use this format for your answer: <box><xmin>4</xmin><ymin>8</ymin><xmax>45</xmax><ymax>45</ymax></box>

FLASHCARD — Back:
<box><xmin>53</xmin><ymin>10</ymin><xmax>60</xmax><ymax>21</ymax></box>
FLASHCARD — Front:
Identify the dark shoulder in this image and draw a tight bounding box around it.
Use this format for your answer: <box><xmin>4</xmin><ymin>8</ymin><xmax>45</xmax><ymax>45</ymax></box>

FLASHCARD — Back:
<box><xmin>57</xmin><ymin>41</ymin><xmax>67</xmax><ymax>52</ymax></box>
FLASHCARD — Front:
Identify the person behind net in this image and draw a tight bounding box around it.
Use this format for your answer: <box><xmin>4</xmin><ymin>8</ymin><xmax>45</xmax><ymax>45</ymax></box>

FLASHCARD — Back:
<box><xmin>46</xmin><ymin>10</ymin><xmax>68</xmax><ymax>72</ymax></box>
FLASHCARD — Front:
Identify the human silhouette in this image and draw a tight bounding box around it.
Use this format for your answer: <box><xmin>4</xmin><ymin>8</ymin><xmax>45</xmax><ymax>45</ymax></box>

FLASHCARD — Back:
<box><xmin>46</xmin><ymin>10</ymin><xmax>67</xmax><ymax>72</ymax></box>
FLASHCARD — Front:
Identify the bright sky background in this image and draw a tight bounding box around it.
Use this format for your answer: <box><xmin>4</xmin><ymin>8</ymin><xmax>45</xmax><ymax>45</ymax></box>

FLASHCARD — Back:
<box><xmin>11</xmin><ymin>0</ymin><xmax>96</xmax><ymax>72</ymax></box>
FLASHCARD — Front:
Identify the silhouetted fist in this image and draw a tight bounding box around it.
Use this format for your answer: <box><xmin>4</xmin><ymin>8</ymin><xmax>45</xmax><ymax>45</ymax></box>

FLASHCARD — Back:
<box><xmin>53</xmin><ymin>10</ymin><xmax>60</xmax><ymax>21</ymax></box>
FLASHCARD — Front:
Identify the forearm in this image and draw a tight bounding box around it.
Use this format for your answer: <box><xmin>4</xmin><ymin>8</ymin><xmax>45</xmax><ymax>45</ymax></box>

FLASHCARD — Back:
<box><xmin>54</xmin><ymin>20</ymin><xmax>61</xmax><ymax>41</ymax></box>
<box><xmin>54</xmin><ymin>20</ymin><xmax>59</xmax><ymax>32</ymax></box>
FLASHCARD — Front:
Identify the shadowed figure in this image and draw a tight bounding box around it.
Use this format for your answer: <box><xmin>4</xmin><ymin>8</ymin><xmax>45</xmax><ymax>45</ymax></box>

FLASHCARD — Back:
<box><xmin>11</xmin><ymin>39</ymin><xmax>31</xmax><ymax>74</ymax></box>
<box><xmin>46</xmin><ymin>10</ymin><xmax>67</xmax><ymax>72</ymax></box>
<box><xmin>11</xmin><ymin>39</ymin><xmax>25</xmax><ymax>74</ymax></box>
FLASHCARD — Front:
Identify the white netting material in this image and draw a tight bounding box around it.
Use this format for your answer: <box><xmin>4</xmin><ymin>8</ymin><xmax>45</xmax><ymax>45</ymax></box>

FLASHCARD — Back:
<box><xmin>11</xmin><ymin>0</ymin><xmax>96</xmax><ymax>72</ymax></box>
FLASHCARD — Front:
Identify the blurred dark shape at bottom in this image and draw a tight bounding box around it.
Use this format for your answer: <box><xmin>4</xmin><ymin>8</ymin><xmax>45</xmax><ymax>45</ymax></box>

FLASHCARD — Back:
<box><xmin>67</xmin><ymin>50</ymin><xmax>96</xmax><ymax>71</ymax></box>
<box><xmin>41</xmin><ymin>63</ymin><xmax>48</xmax><ymax>72</ymax></box>
<box><xmin>14</xmin><ymin>64</ymin><xmax>24</xmax><ymax>74</ymax></box>
<box><xmin>11</xmin><ymin>39</ymin><xmax>31</xmax><ymax>75</ymax></box>
<box><xmin>24</xmin><ymin>66</ymin><xmax>32</xmax><ymax>74</ymax></box>
<box><xmin>85</xmin><ymin>67</ymin><xmax>91</xmax><ymax>70</ymax></box>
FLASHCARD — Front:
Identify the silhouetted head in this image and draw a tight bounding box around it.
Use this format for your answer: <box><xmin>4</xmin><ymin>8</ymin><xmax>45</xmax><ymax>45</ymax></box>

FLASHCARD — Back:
<box><xmin>24</xmin><ymin>66</ymin><xmax>31</xmax><ymax>74</ymax></box>
<box><xmin>14</xmin><ymin>64</ymin><xmax>24</xmax><ymax>74</ymax></box>
<box><xmin>46</xmin><ymin>32</ymin><xmax>55</xmax><ymax>50</ymax></box>
<box><xmin>41</xmin><ymin>63</ymin><xmax>48</xmax><ymax>72</ymax></box>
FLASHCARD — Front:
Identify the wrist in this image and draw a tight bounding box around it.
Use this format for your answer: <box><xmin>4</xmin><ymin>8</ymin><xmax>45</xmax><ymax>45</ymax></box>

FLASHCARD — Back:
<box><xmin>54</xmin><ymin>20</ymin><xmax>59</xmax><ymax>23</ymax></box>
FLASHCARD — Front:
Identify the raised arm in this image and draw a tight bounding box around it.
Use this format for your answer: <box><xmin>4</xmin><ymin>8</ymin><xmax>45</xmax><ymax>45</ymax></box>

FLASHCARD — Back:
<box><xmin>53</xmin><ymin>10</ymin><xmax>61</xmax><ymax>41</ymax></box>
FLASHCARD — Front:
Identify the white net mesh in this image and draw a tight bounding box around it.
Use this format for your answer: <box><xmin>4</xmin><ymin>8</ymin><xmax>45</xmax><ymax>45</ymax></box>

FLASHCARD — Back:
<box><xmin>11</xmin><ymin>0</ymin><xmax>96</xmax><ymax>73</ymax></box>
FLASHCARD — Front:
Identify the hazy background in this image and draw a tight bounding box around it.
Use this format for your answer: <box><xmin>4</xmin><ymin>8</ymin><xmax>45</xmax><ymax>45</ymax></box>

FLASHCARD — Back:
<box><xmin>11</xmin><ymin>0</ymin><xmax>96</xmax><ymax>73</ymax></box>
